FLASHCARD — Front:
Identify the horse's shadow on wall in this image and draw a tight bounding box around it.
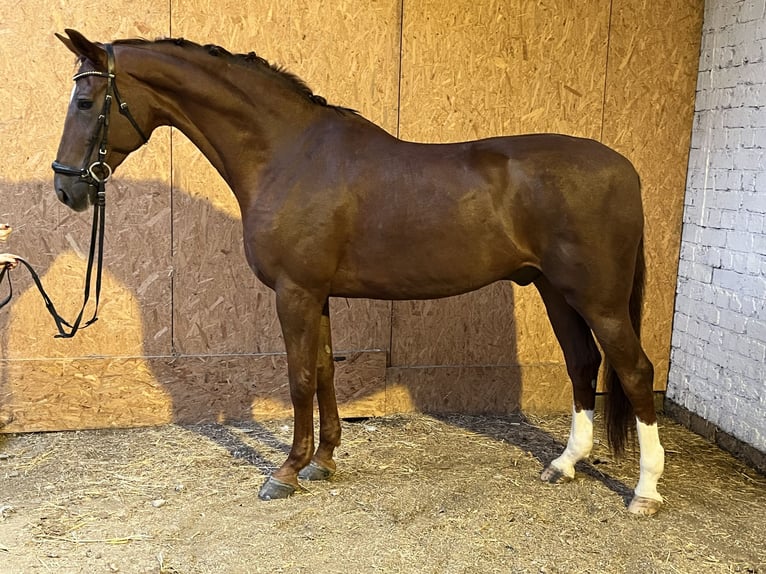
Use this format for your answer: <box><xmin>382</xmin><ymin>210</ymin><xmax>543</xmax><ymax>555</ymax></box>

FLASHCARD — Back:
<box><xmin>0</xmin><ymin>177</ymin><xmax>632</xmax><ymax>499</ymax></box>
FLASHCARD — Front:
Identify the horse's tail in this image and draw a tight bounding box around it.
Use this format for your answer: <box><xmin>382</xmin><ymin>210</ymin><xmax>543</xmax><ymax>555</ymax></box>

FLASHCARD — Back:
<box><xmin>604</xmin><ymin>236</ymin><xmax>645</xmax><ymax>456</ymax></box>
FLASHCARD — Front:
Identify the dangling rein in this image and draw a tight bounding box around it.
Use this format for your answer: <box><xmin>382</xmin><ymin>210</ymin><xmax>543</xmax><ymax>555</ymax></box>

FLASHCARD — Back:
<box><xmin>0</xmin><ymin>189</ymin><xmax>106</xmax><ymax>339</ymax></box>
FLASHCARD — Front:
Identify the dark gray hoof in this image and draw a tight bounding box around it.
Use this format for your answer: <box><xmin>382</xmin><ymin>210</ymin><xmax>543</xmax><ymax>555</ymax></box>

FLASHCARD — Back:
<box><xmin>298</xmin><ymin>460</ymin><xmax>335</xmax><ymax>481</ymax></box>
<box><xmin>258</xmin><ymin>476</ymin><xmax>296</xmax><ymax>501</ymax></box>
<box><xmin>540</xmin><ymin>464</ymin><xmax>573</xmax><ymax>484</ymax></box>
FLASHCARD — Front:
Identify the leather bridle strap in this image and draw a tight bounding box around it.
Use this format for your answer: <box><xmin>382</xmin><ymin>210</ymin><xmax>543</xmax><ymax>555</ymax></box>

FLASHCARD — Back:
<box><xmin>108</xmin><ymin>47</ymin><xmax>149</xmax><ymax>145</ymax></box>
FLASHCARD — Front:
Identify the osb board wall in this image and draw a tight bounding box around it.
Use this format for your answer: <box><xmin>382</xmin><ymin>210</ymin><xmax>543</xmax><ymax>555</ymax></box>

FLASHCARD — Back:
<box><xmin>164</xmin><ymin>0</ymin><xmax>400</xmax><ymax>429</ymax></box>
<box><xmin>0</xmin><ymin>0</ymin><xmax>703</xmax><ymax>432</ymax></box>
<box><xmin>2</xmin><ymin>352</ymin><xmax>387</xmax><ymax>432</ymax></box>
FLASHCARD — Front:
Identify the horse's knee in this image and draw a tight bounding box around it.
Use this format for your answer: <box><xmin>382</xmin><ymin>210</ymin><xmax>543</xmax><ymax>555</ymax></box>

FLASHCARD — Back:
<box><xmin>315</xmin><ymin>355</ymin><xmax>341</xmax><ymax>449</ymax></box>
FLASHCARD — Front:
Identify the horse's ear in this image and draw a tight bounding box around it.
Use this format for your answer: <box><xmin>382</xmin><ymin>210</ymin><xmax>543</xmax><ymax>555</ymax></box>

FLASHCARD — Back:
<box><xmin>55</xmin><ymin>32</ymin><xmax>77</xmax><ymax>55</ymax></box>
<box><xmin>58</xmin><ymin>29</ymin><xmax>107</xmax><ymax>71</ymax></box>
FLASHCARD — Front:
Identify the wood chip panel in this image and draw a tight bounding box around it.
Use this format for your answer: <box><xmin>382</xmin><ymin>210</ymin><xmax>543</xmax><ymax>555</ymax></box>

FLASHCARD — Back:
<box><xmin>393</xmin><ymin>0</ymin><xmax>702</xmax><ymax>399</ymax></box>
<box><xmin>399</xmin><ymin>0</ymin><xmax>611</xmax><ymax>141</ymax></box>
<box><xmin>0</xmin><ymin>351</ymin><xmax>385</xmax><ymax>432</ymax></box>
<box><xmin>386</xmin><ymin>363</ymin><xmax>572</xmax><ymax>415</ymax></box>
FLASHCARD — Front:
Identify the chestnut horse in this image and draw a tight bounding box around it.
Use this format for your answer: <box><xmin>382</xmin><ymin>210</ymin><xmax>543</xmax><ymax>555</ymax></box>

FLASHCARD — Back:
<box><xmin>52</xmin><ymin>30</ymin><xmax>664</xmax><ymax>515</ymax></box>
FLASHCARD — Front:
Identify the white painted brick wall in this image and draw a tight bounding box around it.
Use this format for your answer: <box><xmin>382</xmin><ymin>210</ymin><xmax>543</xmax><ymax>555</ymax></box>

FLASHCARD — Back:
<box><xmin>667</xmin><ymin>0</ymin><xmax>766</xmax><ymax>453</ymax></box>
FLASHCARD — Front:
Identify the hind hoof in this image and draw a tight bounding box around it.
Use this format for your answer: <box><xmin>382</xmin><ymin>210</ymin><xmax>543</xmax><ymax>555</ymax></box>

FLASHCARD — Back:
<box><xmin>258</xmin><ymin>476</ymin><xmax>296</xmax><ymax>501</ymax></box>
<box><xmin>628</xmin><ymin>495</ymin><xmax>662</xmax><ymax>516</ymax></box>
<box><xmin>541</xmin><ymin>465</ymin><xmax>573</xmax><ymax>484</ymax></box>
<box><xmin>298</xmin><ymin>460</ymin><xmax>335</xmax><ymax>481</ymax></box>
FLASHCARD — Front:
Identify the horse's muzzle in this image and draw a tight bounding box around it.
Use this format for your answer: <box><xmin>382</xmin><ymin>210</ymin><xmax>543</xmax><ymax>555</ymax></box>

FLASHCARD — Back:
<box><xmin>54</xmin><ymin>174</ymin><xmax>94</xmax><ymax>212</ymax></box>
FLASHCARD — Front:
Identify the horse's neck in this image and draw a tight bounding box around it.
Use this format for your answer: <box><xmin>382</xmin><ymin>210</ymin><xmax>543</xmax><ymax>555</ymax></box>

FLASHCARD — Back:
<box><xmin>133</xmin><ymin>45</ymin><xmax>319</xmax><ymax>191</ymax></box>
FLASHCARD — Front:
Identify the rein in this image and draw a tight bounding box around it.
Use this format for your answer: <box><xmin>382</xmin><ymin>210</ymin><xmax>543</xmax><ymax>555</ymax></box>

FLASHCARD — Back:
<box><xmin>0</xmin><ymin>44</ymin><xmax>147</xmax><ymax>338</ymax></box>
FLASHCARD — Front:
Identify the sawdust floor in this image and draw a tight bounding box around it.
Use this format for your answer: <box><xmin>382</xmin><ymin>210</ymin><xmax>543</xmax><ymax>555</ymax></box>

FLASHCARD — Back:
<box><xmin>1</xmin><ymin>412</ymin><xmax>764</xmax><ymax>574</ymax></box>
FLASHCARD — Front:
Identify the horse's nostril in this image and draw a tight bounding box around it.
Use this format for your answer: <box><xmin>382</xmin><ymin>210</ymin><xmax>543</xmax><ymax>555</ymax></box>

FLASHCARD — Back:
<box><xmin>58</xmin><ymin>188</ymin><xmax>70</xmax><ymax>206</ymax></box>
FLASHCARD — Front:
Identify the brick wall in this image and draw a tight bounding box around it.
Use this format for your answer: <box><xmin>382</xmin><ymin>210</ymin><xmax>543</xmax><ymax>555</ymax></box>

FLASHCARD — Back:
<box><xmin>667</xmin><ymin>0</ymin><xmax>766</xmax><ymax>454</ymax></box>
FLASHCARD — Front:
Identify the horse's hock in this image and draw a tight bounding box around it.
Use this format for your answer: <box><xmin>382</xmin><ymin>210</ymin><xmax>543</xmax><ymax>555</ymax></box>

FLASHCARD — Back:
<box><xmin>0</xmin><ymin>0</ymin><xmax>702</xmax><ymax>433</ymax></box>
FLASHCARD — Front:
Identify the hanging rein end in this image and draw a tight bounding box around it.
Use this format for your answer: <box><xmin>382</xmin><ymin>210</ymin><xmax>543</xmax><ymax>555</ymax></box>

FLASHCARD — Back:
<box><xmin>0</xmin><ymin>265</ymin><xmax>12</xmax><ymax>310</ymax></box>
<box><xmin>52</xmin><ymin>315</ymin><xmax>98</xmax><ymax>339</ymax></box>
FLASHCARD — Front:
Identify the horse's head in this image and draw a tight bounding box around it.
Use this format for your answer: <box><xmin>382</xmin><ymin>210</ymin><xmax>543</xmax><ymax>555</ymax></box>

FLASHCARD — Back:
<box><xmin>53</xmin><ymin>30</ymin><xmax>150</xmax><ymax>211</ymax></box>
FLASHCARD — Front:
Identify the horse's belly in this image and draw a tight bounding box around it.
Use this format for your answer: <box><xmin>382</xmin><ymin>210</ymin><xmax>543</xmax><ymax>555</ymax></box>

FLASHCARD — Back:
<box><xmin>330</xmin><ymin>234</ymin><xmax>533</xmax><ymax>300</ymax></box>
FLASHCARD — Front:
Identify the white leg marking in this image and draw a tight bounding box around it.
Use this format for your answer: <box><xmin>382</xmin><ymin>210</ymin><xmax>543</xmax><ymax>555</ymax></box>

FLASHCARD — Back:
<box><xmin>634</xmin><ymin>419</ymin><xmax>665</xmax><ymax>502</ymax></box>
<box><xmin>549</xmin><ymin>407</ymin><xmax>594</xmax><ymax>479</ymax></box>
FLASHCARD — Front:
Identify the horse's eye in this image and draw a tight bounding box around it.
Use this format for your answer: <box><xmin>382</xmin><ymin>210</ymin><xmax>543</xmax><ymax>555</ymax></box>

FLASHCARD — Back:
<box><xmin>77</xmin><ymin>99</ymin><xmax>93</xmax><ymax>111</ymax></box>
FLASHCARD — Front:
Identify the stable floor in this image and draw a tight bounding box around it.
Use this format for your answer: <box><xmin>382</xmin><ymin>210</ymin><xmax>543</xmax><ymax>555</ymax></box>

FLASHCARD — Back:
<box><xmin>1</xmin><ymin>412</ymin><xmax>764</xmax><ymax>573</ymax></box>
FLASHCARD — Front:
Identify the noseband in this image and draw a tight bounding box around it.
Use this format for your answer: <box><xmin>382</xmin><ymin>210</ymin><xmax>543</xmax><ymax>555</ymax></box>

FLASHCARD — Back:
<box><xmin>51</xmin><ymin>43</ymin><xmax>149</xmax><ymax>190</ymax></box>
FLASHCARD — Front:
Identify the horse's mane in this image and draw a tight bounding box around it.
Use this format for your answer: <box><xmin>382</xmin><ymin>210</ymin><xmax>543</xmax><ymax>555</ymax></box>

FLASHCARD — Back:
<box><xmin>113</xmin><ymin>37</ymin><xmax>355</xmax><ymax>114</ymax></box>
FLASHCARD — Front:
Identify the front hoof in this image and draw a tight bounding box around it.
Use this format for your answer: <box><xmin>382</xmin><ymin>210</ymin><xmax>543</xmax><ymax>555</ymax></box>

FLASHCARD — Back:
<box><xmin>628</xmin><ymin>495</ymin><xmax>662</xmax><ymax>516</ymax></box>
<box><xmin>541</xmin><ymin>464</ymin><xmax>572</xmax><ymax>484</ymax></box>
<box><xmin>258</xmin><ymin>476</ymin><xmax>297</xmax><ymax>501</ymax></box>
<box><xmin>298</xmin><ymin>460</ymin><xmax>335</xmax><ymax>481</ymax></box>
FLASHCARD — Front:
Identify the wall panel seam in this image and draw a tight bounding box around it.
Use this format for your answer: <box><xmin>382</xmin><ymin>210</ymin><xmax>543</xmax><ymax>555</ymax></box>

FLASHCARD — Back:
<box><xmin>599</xmin><ymin>0</ymin><xmax>615</xmax><ymax>142</ymax></box>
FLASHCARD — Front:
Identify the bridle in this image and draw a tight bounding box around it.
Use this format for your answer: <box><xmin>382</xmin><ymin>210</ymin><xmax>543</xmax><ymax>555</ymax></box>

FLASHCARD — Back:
<box><xmin>52</xmin><ymin>44</ymin><xmax>149</xmax><ymax>187</ymax></box>
<box><xmin>0</xmin><ymin>44</ymin><xmax>149</xmax><ymax>338</ymax></box>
